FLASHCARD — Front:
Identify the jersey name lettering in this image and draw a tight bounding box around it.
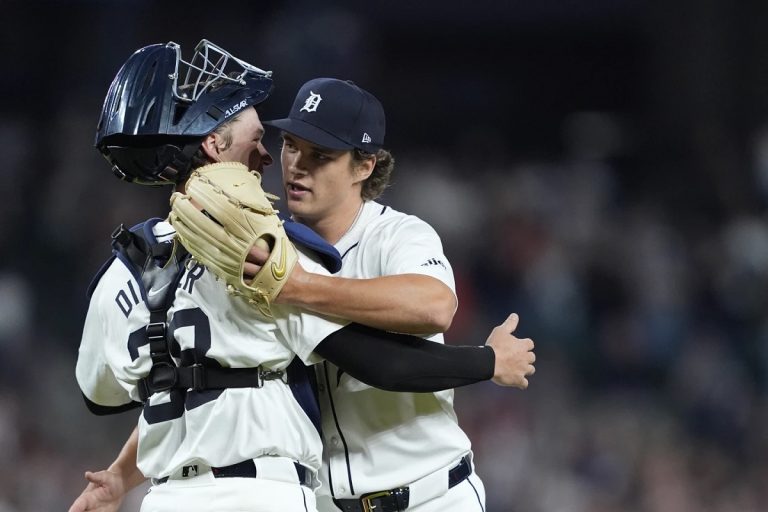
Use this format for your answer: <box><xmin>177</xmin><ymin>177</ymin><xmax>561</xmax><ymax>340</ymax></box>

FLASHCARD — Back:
<box><xmin>115</xmin><ymin>280</ymin><xmax>141</xmax><ymax>318</ymax></box>
<box><xmin>180</xmin><ymin>263</ymin><xmax>205</xmax><ymax>293</ymax></box>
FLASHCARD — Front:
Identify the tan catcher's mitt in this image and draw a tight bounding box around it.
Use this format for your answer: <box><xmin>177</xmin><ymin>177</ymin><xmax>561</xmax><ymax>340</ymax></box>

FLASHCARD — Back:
<box><xmin>169</xmin><ymin>161</ymin><xmax>297</xmax><ymax>317</ymax></box>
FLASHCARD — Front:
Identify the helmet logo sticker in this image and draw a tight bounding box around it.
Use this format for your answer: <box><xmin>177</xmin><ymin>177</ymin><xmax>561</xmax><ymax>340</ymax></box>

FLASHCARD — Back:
<box><xmin>299</xmin><ymin>91</ymin><xmax>322</xmax><ymax>113</ymax></box>
<box><xmin>225</xmin><ymin>99</ymin><xmax>249</xmax><ymax>118</ymax></box>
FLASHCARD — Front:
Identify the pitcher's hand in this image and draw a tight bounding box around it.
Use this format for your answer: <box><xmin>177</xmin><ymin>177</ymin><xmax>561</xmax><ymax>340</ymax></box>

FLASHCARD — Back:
<box><xmin>486</xmin><ymin>313</ymin><xmax>536</xmax><ymax>389</ymax></box>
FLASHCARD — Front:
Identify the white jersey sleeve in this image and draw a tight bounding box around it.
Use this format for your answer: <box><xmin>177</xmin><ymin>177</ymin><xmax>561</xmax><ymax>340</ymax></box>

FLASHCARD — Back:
<box><xmin>337</xmin><ymin>203</ymin><xmax>456</xmax><ymax>296</ymax></box>
<box><xmin>380</xmin><ymin>214</ymin><xmax>456</xmax><ymax>293</ymax></box>
<box><xmin>76</xmin><ymin>258</ymin><xmax>153</xmax><ymax>407</ymax></box>
<box><xmin>272</xmin><ymin>249</ymin><xmax>349</xmax><ymax>365</ymax></box>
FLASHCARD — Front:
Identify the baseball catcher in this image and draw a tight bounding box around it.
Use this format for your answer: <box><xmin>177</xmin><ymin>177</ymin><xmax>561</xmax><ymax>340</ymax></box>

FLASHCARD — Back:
<box><xmin>170</xmin><ymin>161</ymin><xmax>297</xmax><ymax>317</ymax></box>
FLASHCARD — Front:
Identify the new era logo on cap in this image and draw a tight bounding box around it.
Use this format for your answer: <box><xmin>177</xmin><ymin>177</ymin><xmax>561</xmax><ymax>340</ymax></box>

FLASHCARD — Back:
<box><xmin>265</xmin><ymin>78</ymin><xmax>385</xmax><ymax>153</ymax></box>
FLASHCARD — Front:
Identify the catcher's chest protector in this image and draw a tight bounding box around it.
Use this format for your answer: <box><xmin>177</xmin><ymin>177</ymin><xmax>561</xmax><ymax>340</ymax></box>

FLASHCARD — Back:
<box><xmin>86</xmin><ymin>217</ymin><xmax>339</xmax><ymax>432</ymax></box>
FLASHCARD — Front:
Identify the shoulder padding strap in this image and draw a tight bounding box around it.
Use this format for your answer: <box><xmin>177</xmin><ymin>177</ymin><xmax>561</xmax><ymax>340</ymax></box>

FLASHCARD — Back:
<box><xmin>113</xmin><ymin>218</ymin><xmax>184</xmax><ymax>310</ymax></box>
<box><xmin>86</xmin><ymin>217</ymin><xmax>177</xmax><ymax>300</ymax></box>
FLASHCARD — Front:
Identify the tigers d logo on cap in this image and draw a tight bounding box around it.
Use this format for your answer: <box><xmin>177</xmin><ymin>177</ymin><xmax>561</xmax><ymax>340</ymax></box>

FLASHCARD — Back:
<box><xmin>299</xmin><ymin>91</ymin><xmax>322</xmax><ymax>113</ymax></box>
<box><xmin>265</xmin><ymin>78</ymin><xmax>386</xmax><ymax>153</ymax></box>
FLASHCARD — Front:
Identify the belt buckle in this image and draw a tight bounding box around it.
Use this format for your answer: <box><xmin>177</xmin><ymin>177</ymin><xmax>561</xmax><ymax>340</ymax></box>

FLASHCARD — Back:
<box><xmin>361</xmin><ymin>490</ymin><xmax>391</xmax><ymax>512</ymax></box>
<box><xmin>258</xmin><ymin>367</ymin><xmax>285</xmax><ymax>387</ymax></box>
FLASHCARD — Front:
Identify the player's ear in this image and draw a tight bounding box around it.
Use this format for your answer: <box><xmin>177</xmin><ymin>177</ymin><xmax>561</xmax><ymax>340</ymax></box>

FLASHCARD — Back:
<box><xmin>201</xmin><ymin>133</ymin><xmax>221</xmax><ymax>162</ymax></box>
<box><xmin>352</xmin><ymin>154</ymin><xmax>376</xmax><ymax>183</ymax></box>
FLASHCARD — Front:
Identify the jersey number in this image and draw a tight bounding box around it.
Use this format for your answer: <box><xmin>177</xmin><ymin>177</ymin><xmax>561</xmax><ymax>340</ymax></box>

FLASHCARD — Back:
<box><xmin>127</xmin><ymin>307</ymin><xmax>224</xmax><ymax>424</ymax></box>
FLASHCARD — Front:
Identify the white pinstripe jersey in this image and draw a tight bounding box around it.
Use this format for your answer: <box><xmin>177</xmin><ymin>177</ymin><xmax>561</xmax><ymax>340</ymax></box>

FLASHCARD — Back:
<box><xmin>315</xmin><ymin>201</ymin><xmax>473</xmax><ymax>499</ymax></box>
<box><xmin>76</xmin><ymin>221</ymin><xmax>347</xmax><ymax>479</ymax></box>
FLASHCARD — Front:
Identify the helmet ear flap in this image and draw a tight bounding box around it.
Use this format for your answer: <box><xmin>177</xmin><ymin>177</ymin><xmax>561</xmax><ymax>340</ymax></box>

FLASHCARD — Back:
<box><xmin>158</xmin><ymin>142</ymin><xmax>203</xmax><ymax>184</ymax></box>
<box><xmin>101</xmin><ymin>138</ymin><xmax>201</xmax><ymax>186</ymax></box>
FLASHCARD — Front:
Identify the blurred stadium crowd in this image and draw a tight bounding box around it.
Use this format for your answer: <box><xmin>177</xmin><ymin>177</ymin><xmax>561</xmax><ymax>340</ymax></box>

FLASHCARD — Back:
<box><xmin>1</xmin><ymin>1</ymin><xmax>768</xmax><ymax>510</ymax></box>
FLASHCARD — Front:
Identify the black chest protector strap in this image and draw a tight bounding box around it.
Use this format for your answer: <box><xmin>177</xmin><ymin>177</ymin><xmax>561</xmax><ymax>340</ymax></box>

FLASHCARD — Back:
<box><xmin>110</xmin><ymin>222</ymin><xmax>284</xmax><ymax>402</ymax></box>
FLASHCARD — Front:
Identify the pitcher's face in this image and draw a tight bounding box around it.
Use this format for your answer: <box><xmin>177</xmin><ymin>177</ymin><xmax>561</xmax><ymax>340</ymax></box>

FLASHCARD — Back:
<box><xmin>280</xmin><ymin>134</ymin><xmax>365</xmax><ymax>224</ymax></box>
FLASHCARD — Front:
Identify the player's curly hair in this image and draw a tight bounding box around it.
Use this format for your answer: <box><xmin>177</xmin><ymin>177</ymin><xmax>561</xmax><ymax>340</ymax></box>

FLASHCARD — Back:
<box><xmin>355</xmin><ymin>148</ymin><xmax>394</xmax><ymax>200</ymax></box>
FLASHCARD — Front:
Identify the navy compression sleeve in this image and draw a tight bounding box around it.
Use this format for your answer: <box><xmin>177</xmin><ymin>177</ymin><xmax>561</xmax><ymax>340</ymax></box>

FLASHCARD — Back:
<box><xmin>313</xmin><ymin>323</ymin><xmax>495</xmax><ymax>392</ymax></box>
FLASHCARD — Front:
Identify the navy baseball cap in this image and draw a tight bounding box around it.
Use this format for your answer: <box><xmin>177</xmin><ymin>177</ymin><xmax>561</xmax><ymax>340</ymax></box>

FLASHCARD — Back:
<box><xmin>265</xmin><ymin>78</ymin><xmax>385</xmax><ymax>153</ymax></box>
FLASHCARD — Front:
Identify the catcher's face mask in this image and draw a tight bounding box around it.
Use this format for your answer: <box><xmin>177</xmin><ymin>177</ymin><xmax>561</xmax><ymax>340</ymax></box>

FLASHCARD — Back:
<box><xmin>96</xmin><ymin>40</ymin><xmax>274</xmax><ymax>186</ymax></box>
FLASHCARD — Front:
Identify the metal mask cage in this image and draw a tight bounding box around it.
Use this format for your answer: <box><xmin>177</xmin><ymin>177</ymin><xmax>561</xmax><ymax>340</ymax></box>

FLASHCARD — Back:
<box><xmin>168</xmin><ymin>39</ymin><xmax>273</xmax><ymax>102</ymax></box>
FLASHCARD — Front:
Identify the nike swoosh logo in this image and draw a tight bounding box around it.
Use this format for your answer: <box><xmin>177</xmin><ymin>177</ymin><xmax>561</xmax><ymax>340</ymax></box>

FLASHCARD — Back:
<box><xmin>147</xmin><ymin>282</ymin><xmax>171</xmax><ymax>299</ymax></box>
<box><xmin>271</xmin><ymin>238</ymin><xmax>288</xmax><ymax>280</ymax></box>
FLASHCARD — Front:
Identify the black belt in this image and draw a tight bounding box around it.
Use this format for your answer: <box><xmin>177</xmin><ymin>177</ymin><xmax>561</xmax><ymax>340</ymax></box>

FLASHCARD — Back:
<box><xmin>332</xmin><ymin>455</ymin><xmax>472</xmax><ymax>512</ymax></box>
<box><xmin>155</xmin><ymin>459</ymin><xmax>311</xmax><ymax>487</ymax></box>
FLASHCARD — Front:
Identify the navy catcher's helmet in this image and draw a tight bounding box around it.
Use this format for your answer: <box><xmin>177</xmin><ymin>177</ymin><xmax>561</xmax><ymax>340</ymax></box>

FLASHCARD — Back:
<box><xmin>96</xmin><ymin>40</ymin><xmax>273</xmax><ymax>185</ymax></box>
